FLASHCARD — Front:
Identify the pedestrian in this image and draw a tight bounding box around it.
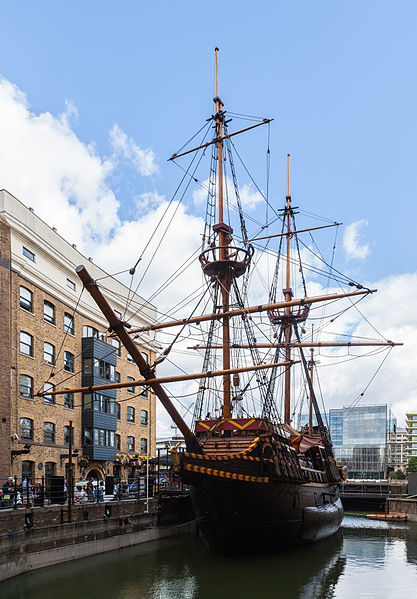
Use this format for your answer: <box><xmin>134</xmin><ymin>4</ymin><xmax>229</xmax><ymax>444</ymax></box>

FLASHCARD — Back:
<box><xmin>2</xmin><ymin>477</ymin><xmax>15</xmax><ymax>508</ymax></box>
<box><xmin>98</xmin><ymin>480</ymin><xmax>105</xmax><ymax>502</ymax></box>
<box><xmin>74</xmin><ymin>484</ymin><xmax>87</xmax><ymax>503</ymax></box>
<box><xmin>86</xmin><ymin>478</ymin><xmax>95</xmax><ymax>502</ymax></box>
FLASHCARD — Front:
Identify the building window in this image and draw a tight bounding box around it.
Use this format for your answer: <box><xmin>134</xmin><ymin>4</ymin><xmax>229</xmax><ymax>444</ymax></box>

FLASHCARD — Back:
<box><xmin>114</xmin><ymin>309</ymin><xmax>122</xmax><ymax>319</ymax></box>
<box><xmin>19</xmin><ymin>286</ymin><xmax>33</xmax><ymax>312</ymax></box>
<box><xmin>64</xmin><ymin>313</ymin><xmax>74</xmax><ymax>335</ymax></box>
<box><xmin>141</xmin><ymin>352</ymin><xmax>149</xmax><ymax>363</ymax></box>
<box><xmin>127</xmin><ymin>436</ymin><xmax>135</xmax><ymax>452</ymax></box>
<box><xmin>43</xmin><ymin>382</ymin><xmax>55</xmax><ymax>405</ymax></box>
<box><xmin>83</xmin><ymin>429</ymin><xmax>92</xmax><ymax>445</ymax></box>
<box><xmin>64</xmin><ymin>391</ymin><xmax>74</xmax><ymax>409</ymax></box>
<box><xmin>66</xmin><ymin>278</ymin><xmax>76</xmax><ymax>291</ymax></box>
<box><xmin>115</xmin><ymin>434</ymin><xmax>121</xmax><ymax>450</ymax></box>
<box><xmin>127</xmin><ymin>353</ymin><xmax>134</xmax><ymax>363</ymax></box>
<box><xmin>111</xmin><ymin>338</ymin><xmax>121</xmax><ymax>357</ymax></box>
<box><xmin>82</xmin><ymin>325</ymin><xmax>104</xmax><ymax>340</ymax></box>
<box><xmin>140</xmin><ymin>438</ymin><xmax>148</xmax><ymax>454</ymax></box>
<box><xmin>127</xmin><ymin>377</ymin><xmax>135</xmax><ymax>393</ymax></box>
<box><xmin>22</xmin><ymin>460</ymin><xmax>34</xmax><ymax>482</ymax></box>
<box><xmin>44</xmin><ymin>342</ymin><xmax>55</xmax><ymax>365</ymax></box>
<box><xmin>127</xmin><ymin>407</ymin><xmax>135</xmax><ymax>423</ymax></box>
<box><xmin>141</xmin><ymin>410</ymin><xmax>148</xmax><ymax>426</ymax></box>
<box><xmin>115</xmin><ymin>403</ymin><xmax>121</xmax><ymax>420</ymax></box>
<box><xmin>64</xmin><ymin>351</ymin><xmax>74</xmax><ymax>372</ymax></box>
<box><xmin>20</xmin><ymin>374</ymin><xmax>33</xmax><ymax>398</ymax></box>
<box><xmin>22</xmin><ymin>247</ymin><xmax>35</xmax><ymax>261</ymax></box>
<box><xmin>43</xmin><ymin>300</ymin><xmax>55</xmax><ymax>324</ymax></box>
<box><xmin>20</xmin><ymin>417</ymin><xmax>33</xmax><ymax>440</ymax></box>
<box><xmin>93</xmin><ymin>428</ymin><xmax>115</xmax><ymax>447</ymax></box>
<box><xmin>83</xmin><ymin>393</ymin><xmax>116</xmax><ymax>415</ymax></box>
<box><xmin>64</xmin><ymin>425</ymin><xmax>71</xmax><ymax>445</ymax></box>
<box><xmin>20</xmin><ymin>332</ymin><xmax>33</xmax><ymax>357</ymax></box>
<box><xmin>141</xmin><ymin>386</ymin><xmax>148</xmax><ymax>398</ymax></box>
<box><xmin>115</xmin><ymin>371</ymin><xmax>120</xmax><ymax>383</ymax></box>
<box><xmin>44</xmin><ymin>422</ymin><xmax>55</xmax><ymax>443</ymax></box>
<box><xmin>45</xmin><ymin>462</ymin><xmax>56</xmax><ymax>478</ymax></box>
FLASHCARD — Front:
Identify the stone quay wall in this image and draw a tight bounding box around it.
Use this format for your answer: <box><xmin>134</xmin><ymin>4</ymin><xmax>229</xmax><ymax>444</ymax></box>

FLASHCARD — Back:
<box><xmin>388</xmin><ymin>497</ymin><xmax>417</xmax><ymax>522</ymax></box>
<box><xmin>0</xmin><ymin>494</ymin><xmax>196</xmax><ymax>582</ymax></box>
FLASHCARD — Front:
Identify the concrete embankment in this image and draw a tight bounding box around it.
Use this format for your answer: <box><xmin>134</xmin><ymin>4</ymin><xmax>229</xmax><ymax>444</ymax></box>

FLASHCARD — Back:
<box><xmin>0</xmin><ymin>493</ymin><xmax>196</xmax><ymax>582</ymax></box>
<box><xmin>388</xmin><ymin>497</ymin><xmax>417</xmax><ymax>522</ymax></box>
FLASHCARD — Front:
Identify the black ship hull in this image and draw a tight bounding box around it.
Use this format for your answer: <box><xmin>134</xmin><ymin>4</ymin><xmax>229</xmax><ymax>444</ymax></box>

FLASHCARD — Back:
<box><xmin>187</xmin><ymin>475</ymin><xmax>343</xmax><ymax>554</ymax></box>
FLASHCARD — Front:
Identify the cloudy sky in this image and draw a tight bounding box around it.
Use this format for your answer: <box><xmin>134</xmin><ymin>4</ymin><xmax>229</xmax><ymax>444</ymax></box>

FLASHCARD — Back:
<box><xmin>1</xmin><ymin>1</ymin><xmax>416</xmax><ymax>431</ymax></box>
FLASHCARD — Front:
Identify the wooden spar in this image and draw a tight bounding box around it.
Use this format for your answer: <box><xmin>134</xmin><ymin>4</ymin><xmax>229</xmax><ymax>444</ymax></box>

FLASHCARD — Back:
<box><xmin>74</xmin><ymin>265</ymin><xmax>196</xmax><ymax>446</ymax></box>
<box><xmin>168</xmin><ymin>119</ymin><xmax>272</xmax><ymax>161</ymax></box>
<box><xmin>249</xmin><ymin>222</ymin><xmax>342</xmax><ymax>243</ymax></box>
<box><xmin>37</xmin><ymin>359</ymin><xmax>298</xmax><ymax>398</ymax></box>
<box><xmin>187</xmin><ymin>342</ymin><xmax>402</xmax><ymax>349</ymax></box>
<box><xmin>128</xmin><ymin>288</ymin><xmax>376</xmax><ymax>334</ymax></box>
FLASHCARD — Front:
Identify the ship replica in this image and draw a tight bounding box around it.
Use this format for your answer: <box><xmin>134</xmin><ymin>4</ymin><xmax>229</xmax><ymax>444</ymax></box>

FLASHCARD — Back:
<box><xmin>52</xmin><ymin>50</ymin><xmax>401</xmax><ymax>554</ymax></box>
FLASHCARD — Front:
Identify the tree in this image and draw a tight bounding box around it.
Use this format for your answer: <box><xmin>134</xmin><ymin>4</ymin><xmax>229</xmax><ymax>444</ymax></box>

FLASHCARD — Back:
<box><xmin>407</xmin><ymin>457</ymin><xmax>417</xmax><ymax>473</ymax></box>
<box><xmin>390</xmin><ymin>470</ymin><xmax>406</xmax><ymax>480</ymax></box>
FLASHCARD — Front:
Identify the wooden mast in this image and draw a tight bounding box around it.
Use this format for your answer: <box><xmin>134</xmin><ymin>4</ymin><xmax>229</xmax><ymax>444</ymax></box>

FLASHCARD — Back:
<box><xmin>214</xmin><ymin>47</ymin><xmax>232</xmax><ymax>419</ymax></box>
<box><xmin>308</xmin><ymin>325</ymin><xmax>314</xmax><ymax>436</ymax></box>
<box><xmin>284</xmin><ymin>154</ymin><xmax>292</xmax><ymax>423</ymax></box>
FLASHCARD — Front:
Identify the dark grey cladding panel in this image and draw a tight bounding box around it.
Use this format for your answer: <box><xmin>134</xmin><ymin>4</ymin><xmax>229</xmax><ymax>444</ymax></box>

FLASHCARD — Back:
<box><xmin>82</xmin><ymin>410</ymin><xmax>117</xmax><ymax>431</ymax></box>
<box><xmin>83</xmin><ymin>445</ymin><xmax>116</xmax><ymax>462</ymax></box>
<box><xmin>81</xmin><ymin>374</ymin><xmax>117</xmax><ymax>398</ymax></box>
<box><xmin>82</xmin><ymin>337</ymin><xmax>117</xmax><ymax>365</ymax></box>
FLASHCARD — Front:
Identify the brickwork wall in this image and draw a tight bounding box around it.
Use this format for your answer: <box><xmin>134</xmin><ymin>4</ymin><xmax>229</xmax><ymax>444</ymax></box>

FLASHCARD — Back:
<box><xmin>0</xmin><ymin>216</ymin><xmax>12</xmax><ymax>477</ymax></box>
<box><xmin>6</xmin><ymin>258</ymin><xmax>156</xmax><ymax>482</ymax></box>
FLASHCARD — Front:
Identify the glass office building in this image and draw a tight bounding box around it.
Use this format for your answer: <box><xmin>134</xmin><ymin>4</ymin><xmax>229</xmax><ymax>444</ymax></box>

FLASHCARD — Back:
<box><xmin>329</xmin><ymin>404</ymin><xmax>396</xmax><ymax>479</ymax></box>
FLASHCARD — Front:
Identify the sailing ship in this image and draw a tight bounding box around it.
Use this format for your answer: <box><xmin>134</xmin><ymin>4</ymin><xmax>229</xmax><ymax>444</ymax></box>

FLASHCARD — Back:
<box><xmin>51</xmin><ymin>50</ymin><xmax>400</xmax><ymax>554</ymax></box>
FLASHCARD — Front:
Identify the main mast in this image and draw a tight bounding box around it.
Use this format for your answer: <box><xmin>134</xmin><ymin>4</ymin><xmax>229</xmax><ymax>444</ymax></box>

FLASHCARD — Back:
<box><xmin>214</xmin><ymin>47</ymin><xmax>232</xmax><ymax>418</ymax></box>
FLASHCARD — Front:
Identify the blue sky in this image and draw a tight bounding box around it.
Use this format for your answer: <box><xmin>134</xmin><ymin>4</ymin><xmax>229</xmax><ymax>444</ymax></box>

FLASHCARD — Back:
<box><xmin>1</xmin><ymin>1</ymin><xmax>416</xmax><ymax>280</ymax></box>
<box><xmin>1</xmin><ymin>1</ymin><xmax>416</xmax><ymax>426</ymax></box>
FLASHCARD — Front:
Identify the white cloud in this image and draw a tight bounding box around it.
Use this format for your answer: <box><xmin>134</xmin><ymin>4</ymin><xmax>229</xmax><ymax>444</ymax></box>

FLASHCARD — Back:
<box><xmin>343</xmin><ymin>219</ymin><xmax>370</xmax><ymax>260</ymax></box>
<box><xmin>109</xmin><ymin>123</ymin><xmax>157</xmax><ymax>176</ymax></box>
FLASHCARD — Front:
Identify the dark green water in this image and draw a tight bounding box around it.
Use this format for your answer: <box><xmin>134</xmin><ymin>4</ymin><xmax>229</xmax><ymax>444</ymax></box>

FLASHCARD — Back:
<box><xmin>2</xmin><ymin>517</ymin><xmax>417</xmax><ymax>599</ymax></box>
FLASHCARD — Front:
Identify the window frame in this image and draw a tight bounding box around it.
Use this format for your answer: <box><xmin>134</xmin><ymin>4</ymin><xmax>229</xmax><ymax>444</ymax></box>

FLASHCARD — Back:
<box><xmin>140</xmin><ymin>409</ymin><xmax>148</xmax><ymax>426</ymax></box>
<box><xmin>19</xmin><ymin>286</ymin><xmax>33</xmax><ymax>312</ymax></box>
<box><xmin>43</xmin><ymin>382</ymin><xmax>55</xmax><ymax>405</ymax></box>
<box><xmin>43</xmin><ymin>422</ymin><xmax>55</xmax><ymax>444</ymax></box>
<box><xmin>127</xmin><ymin>436</ymin><xmax>135</xmax><ymax>452</ymax></box>
<box><xmin>22</xmin><ymin>246</ymin><xmax>35</xmax><ymax>261</ymax></box>
<box><xmin>64</xmin><ymin>351</ymin><xmax>74</xmax><ymax>373</ymax></box>
<box><xmin>43</xmin><ymin>300</ymin><xmax>55</xmax><ymax>325</ymax></box>
<box><xmin>140</xmin><ymin>438</ymin><xmax>148</xmax><ymax>454</ymax></box>
<box><xmin>20</xmin><ymin>331</ymin><xmax>33</xmax><ymax>357</ymax></box>
<box><xmin>64</xmin><ymin>312</ymin><xmax>74</xmax><ymax>335</ymax></box>
<box><xmin>127</xmin><ymin>406</ymin><xmax>135</xmax><ymax>423</ymax></box>
<box><xmin>43</xmin><ymin>342</ymin><xmax>55</xmax><ymax>365</ymax></box>
<box><xmin>20</xmin><ymin>374</ymin><xmax>33</xmax><ymax>399</ymax></box>
<box><xmin>20</xmin><ymin>417</ymin><xmax>34</xmax><ymax>440</ymax></box>
<box><xmin>127</xmin><ymin>376</ymin><xmax>135</xmax><ymax>393</ymax></box>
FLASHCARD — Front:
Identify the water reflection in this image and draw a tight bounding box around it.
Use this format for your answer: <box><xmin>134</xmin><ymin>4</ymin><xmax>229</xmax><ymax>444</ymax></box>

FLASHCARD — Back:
<box><xmin>1</xmin><ymin>517</ymin><xmax>417</xmax><ymax>599</ymax></box>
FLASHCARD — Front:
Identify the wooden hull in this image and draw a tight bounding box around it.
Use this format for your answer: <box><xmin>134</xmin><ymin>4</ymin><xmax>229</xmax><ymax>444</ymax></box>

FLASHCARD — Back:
<box><xmin>186</xmin><ymin>473</ymin><xmax>343</xmax><ymax>554</ymax></box>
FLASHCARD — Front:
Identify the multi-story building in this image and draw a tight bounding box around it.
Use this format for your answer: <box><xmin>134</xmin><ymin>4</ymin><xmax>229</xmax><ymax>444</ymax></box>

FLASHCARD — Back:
<box><xmin>0</xmin><ymin>189</ymin><xmax>158</xmax><ymax>483</ymax></box>
<box><xmin>329</xmin><ymin>404</ymin><xmax>396</xmax><ymax>479</ymax></box>
<box><xmin>387</xmin><ymin>427</ymin><xmax>408</xmax><ymax>473</ymax></box>
<box><xmin>406</xmin><ymin>413</ymin><xmax>417</xmax><ymax>461</ymax></box>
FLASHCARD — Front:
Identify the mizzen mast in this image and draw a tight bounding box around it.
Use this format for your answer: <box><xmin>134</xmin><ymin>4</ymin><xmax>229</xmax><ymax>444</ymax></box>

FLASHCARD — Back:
<box><xmin>283</xmin><ymin>154</ymin><xmax>293</xmax><ymax>423</ymax></box>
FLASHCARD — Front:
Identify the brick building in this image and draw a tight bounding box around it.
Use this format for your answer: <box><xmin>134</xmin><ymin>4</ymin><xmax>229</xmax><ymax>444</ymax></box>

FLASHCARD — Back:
<box><xmin>387</xmin><ymin>428</ymin><xmax>408</xmax><ymax>474</ymax></box>
<box><xmin>0</xmin><ymin>190</ymin><xmax>157</xmax><ymax>483</ymax></box>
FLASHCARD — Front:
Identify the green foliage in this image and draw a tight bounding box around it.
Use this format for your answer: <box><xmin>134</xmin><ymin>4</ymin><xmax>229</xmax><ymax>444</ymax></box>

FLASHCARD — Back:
<box><xmin>390</xmin><ymin>470</ymin><xmax>406</xmax><ymax>480</ymax></box>
<box><xmin>407</xmin><ymin>457</ymin><xmax>417</xmax><ymax>473</ymax></box>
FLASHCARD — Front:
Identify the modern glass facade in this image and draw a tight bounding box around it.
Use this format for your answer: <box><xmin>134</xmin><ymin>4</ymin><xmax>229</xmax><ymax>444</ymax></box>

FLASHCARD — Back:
<box><xmin>329</xmin><ymin>404</ymin><xmax>396</xmax><ymax>479</ymax></box>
